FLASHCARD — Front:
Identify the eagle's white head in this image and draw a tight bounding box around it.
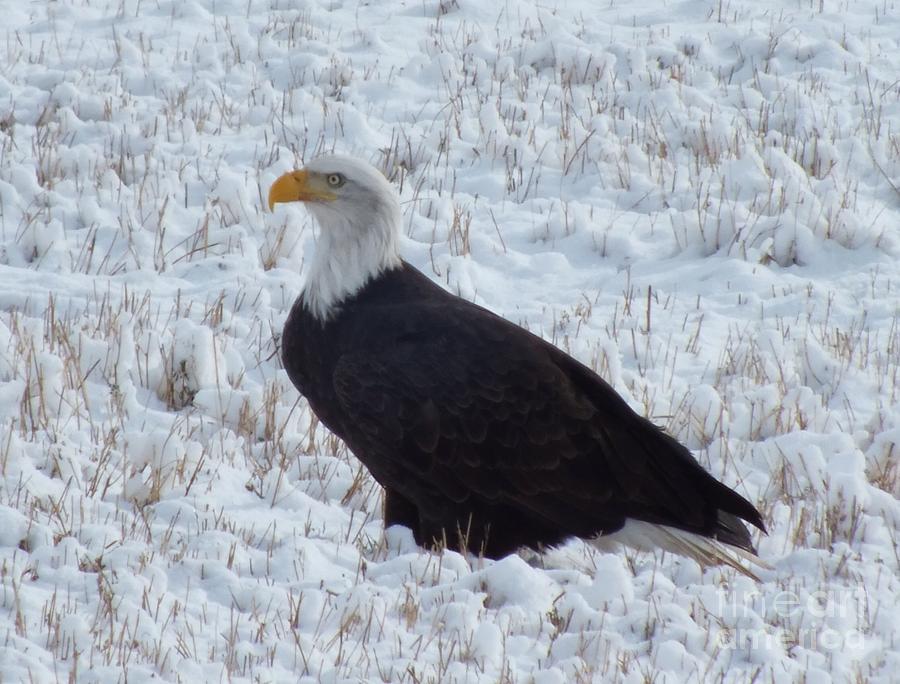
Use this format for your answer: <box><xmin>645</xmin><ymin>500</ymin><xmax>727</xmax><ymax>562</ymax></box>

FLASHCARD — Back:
<box><xmin>268</xmin><ymin>154</ymin><xmax>402</xmax><ymax>320</ymax></box>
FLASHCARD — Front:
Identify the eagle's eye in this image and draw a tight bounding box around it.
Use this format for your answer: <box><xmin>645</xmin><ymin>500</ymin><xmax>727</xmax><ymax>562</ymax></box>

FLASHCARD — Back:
<box><xmin>326</xmin><ymin>173</ymin><xmax>345</xmax><ymax>188</ymax></box>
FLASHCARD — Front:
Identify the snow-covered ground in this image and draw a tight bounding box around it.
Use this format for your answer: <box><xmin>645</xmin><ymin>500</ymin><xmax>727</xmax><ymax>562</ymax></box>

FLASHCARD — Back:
<box><xmin>0</xmin><ymin>0</ymin><xmax>898</xmax><ymax>681</ymax></box>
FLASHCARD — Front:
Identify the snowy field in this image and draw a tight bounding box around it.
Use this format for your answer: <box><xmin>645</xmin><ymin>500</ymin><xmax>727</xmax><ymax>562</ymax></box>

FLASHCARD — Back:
<box><xmin>0</xmin><ymin>0</ymin><xmax>898</xmax><ymax>681</ymax></box>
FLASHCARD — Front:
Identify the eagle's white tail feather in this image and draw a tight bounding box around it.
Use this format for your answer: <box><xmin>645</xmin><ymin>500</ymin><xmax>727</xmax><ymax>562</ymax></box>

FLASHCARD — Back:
<box><xmin>592</xmin><ymin>520</ymin><xmax>771</xmax><ymax>580</ymax></box>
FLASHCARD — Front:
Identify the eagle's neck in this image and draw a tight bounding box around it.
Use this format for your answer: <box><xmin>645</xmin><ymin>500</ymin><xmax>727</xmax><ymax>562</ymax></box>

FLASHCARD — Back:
<box><xmin>301</xmin><ymin>207</ymin><xmax>402</xmax><ymax>321</ymax></box>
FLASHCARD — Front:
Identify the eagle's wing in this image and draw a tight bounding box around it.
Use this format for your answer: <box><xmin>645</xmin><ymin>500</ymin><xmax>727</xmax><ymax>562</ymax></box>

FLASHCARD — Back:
<box><xmin>332</xmin><ymin>301</ymin><xmax>763</xmax><ymax>554</ymax></box>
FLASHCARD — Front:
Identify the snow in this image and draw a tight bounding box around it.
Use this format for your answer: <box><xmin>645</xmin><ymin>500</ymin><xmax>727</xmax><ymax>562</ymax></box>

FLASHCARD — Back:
<box><xmin>0</xmin><ymin>0</ymin><xmax>898</xmax><ymax>681</ymax></box>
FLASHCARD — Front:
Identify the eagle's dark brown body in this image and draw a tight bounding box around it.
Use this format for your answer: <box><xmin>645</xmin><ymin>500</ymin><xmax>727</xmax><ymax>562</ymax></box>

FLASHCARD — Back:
<box><xmin>282</xmin><ymin>261</ymin><xmax>764</xmax><ymax>558</ymax></box>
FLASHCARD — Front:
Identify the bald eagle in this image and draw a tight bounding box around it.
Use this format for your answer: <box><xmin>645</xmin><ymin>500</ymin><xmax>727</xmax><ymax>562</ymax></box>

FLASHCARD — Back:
<box><xmin>269</xmin><ymin>155</ymin><xmax>766</xmax><ymax>576</ymax></box>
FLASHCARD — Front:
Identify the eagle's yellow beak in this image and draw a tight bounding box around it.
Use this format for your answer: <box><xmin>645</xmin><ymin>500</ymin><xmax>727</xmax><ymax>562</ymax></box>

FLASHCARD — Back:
<box><xmin>268</xmin><ymin>170</ymin><xmax>337</xmax><ymax>210</ymax></box>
